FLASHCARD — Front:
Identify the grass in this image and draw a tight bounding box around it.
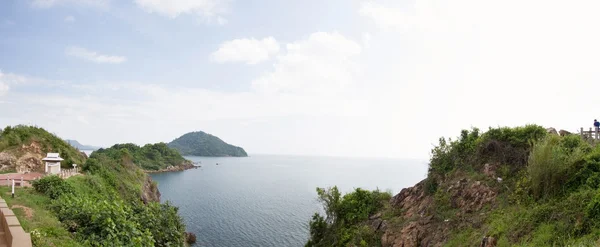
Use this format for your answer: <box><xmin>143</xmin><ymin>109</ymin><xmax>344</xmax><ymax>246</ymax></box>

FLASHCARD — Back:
<box><xmin>0</xmin><ymin>169</ymin><xmax>17</xmax><ymax>174</ymax></box>
<box><xmin>0</xmin><ymin>186</ymin><xmax>81</xmax><ymax>247</ymax></box>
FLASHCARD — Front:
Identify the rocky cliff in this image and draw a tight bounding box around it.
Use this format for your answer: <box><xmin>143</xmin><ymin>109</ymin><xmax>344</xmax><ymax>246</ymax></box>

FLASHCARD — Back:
<box><xmin>377</xmin><ymin>169</ymin><xmax>499</xmax><ymax>247</ymax></box>
<box><xmin>307</xmin><ymin>125</ymin><xmax>600</xmax><ymax>246</ymax></box>
<box><xmin>0</xmin><ymin>142</ymin><xmax>45</xmax><ymax>173</ymax></box>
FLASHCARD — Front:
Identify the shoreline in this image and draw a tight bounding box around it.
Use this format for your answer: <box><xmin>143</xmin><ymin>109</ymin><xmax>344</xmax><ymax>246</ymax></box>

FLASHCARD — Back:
<box><xmin>145</xmin><ymin>163</ymin><xmax>200</xmax><ymax>174</ymax></box>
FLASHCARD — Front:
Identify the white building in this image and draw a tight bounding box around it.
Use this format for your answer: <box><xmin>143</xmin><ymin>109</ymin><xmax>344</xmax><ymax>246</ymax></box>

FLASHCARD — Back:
<box><xmin>42</xmin><ymin>153</ymin><xmax>63</xmax><ymax>174</ymax></box>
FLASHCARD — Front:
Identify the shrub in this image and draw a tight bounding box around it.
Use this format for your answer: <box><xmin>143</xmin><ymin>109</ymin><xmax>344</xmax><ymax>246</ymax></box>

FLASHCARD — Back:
<box><xmin>32</xmin><ymin>175</ymin><xmax>74</xmax><ymax>199</ymax></box>
<box><xmin>52</xmin><ymin>196</ymin><xmax>155</xmax><ymax>247</ymax></box>
<box><xmin>132</xmin><ymin>201</ymin><xmax>186</xmax><ymax>247</ymax></box>
<box><xmin>306</xmin><ymin>186</ymin><xmax>391</xmax><ymax>247</ymax></box>
<box><xmin>527</xmin><ymin>135</ymin><xmax>587</xmax><ymax>200</ymax></box>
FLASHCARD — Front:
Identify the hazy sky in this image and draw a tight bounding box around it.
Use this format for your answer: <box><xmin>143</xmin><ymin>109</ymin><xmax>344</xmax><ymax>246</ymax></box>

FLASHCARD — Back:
<box><xmin>1</xmin><ymin>0</ymin><xmax>600</xmax><ymax>159</ymax></box>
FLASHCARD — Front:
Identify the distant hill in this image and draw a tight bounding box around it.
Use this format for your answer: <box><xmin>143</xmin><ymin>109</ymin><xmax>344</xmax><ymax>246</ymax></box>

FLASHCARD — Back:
<box><xmin>66</xmin><ymin>139</ymin><xmax>101</xmax><ymax>150</ymax></box>
<box><xmin>168</xmin><ymin>131</ymin><xmax>248</xmax><ymax>157</ymax></box>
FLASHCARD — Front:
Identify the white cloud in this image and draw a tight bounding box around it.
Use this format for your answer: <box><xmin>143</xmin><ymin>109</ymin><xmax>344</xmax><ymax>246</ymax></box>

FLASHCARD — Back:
<box><xmin>65</xmin><ymin>46</ymin><xmax>126</xmax><ymax>64</ymax></box>
<box><xmin>64</xmin><ymin>15</ymin><xmax>75</xmax><ymax>22</ymax></box>
<box><xmin>362</xmin><ymin>32</ymin><xmax>371</xmax><ymax>48</ymax></box>
<box><xmin>134</xmin><ymin>0</ymin><xmax>229</xmax><ymax>22</ymax></box>
<box><xmin>252</xmin><ymin>32</ymin><xmax>362</xmax><ymax>95</ymax></box>
<box><xmin>31</xmin><ymin>0</ymin><xmax>109</xmax><ymax>8</ymax></box>
<box><xmin>216</xmin><ymin>16</ymin><xmax>228</xmax><ymax>25</ymax></box>
<box><xmin>211</xmin><ymin>37</ymin><xmax>280</xmax><ymax>65</ymax></box>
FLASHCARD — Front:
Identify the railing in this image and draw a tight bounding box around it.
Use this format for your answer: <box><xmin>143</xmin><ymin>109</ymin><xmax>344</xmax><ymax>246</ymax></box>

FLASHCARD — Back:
<box><xmin>580</xmin><ymin>127</ymin><xmax>600</xmax><ymax>140</ymax></box>
<box><xmin>58</xmin><ymin>168</ymin><xmax>79</xmax><ymax>179</ymax></box>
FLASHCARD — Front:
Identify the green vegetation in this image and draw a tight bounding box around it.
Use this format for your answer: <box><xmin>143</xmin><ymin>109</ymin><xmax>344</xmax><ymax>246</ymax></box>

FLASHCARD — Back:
<box><xmin>0</xmin><ymin>125</ymin><xmax>188</xmax><ymax>246</ymax></box>
<box><xmin>92</xmin><ymin>143</ymin><xmax>189</xmax><ymax>171</ymax></box>
<box><xmin>307</xmin><ymin>125</ymin><xmax>600</xmax><ymax>246</ymax></box>
<box><xmin>306</xmin><ymin>186</ymin><xmax>391</xmax><ymax>247</ymax></box>
<box><xmin>27</xmin><ymin>148</ymin><xmax>187</xmax><ymax>246</ymax></box>
<box><xmin>0</xmin><ymin>186</ymin><xmax>81</xmax><ymax>247</ymax></box>
<box><xmin>0</xmin><ymin>125</ymin><xmax>86</xmax><ymax>168</ymax></box>
<box><xmin>168</xmin><ymin>131</ymin><xmax>248</xmax><ymax>157</ymax></box>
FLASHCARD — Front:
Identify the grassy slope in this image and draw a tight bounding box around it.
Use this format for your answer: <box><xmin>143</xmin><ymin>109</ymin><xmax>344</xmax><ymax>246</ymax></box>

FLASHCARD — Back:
<box><xmin>0</xmin><ymin>126</ymin><xmax>187</xmax><ymax>246</ymax></box>
<box><xmin>391</xmin><ymin>126</ymin><xmax>600</xmax><ymax>246</ymax></box>
<box><xmin>0</xmin><ymin>186</ymin><xmax>80</xmax><ymax>247</ymax></box>
<box><xmin>308</xmin><ymin>125</ymin><xmax>600</xmax><ymax>246</ymax></box>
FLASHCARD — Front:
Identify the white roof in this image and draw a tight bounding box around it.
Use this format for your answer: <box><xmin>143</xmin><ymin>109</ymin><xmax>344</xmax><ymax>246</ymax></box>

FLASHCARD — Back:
<box><xmin>42</xmin><ymin>153</ymin><xmax>64</xmax><ymax>161</ymax></box>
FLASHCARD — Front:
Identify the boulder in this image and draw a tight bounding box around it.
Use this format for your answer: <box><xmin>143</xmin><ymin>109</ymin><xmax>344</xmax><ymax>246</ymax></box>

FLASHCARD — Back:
<box><xmin>559</xmin><ymin>129</ymin><xmax>572</xmax><ymax>136</ymax></box>
<box><xmin>546</xmin><ymin>127</ymin><xmax>558</xmax><ymax>135</ymax></box>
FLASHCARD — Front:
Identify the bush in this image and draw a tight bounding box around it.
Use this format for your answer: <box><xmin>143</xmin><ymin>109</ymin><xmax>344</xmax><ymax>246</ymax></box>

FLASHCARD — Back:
<box><xmin>306</xmin><ymin>186</ymin><xmax>391</xmax><ymax>247</ymax></box>
<box><xmin>527</xmin><ymin>135</ymin><xmax>588</xmax><ymax>200</ymax></box>
<box><xmin>32</xmin><ymin>175</ymin><xmax>74</xmax><ymax>199</ymax></box>
<box><xmin>52</xmin><ymin>196</ymin><xmax>155</xmax><ymax>247</ymax></box>
<box><xmin>132</xmin><ymin>201</ymin><xmax>186</xmax><ymax>247</ymax></box>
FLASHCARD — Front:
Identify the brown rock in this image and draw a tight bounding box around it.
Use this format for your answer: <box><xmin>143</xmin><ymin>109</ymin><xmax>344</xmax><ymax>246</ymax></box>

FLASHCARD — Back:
<box><xmin>383</xmin><ymin>177</ymin><xmax>497</xmax><ymax>247</ymax></box>
<box><xmin>546</xmin><ymin>127</ymin><xmax>558</xmax><ymax>135</ymax></box>
<box><xmin>559</xmin><ymin>129</ymin><xmax>572</xmax><ymax>136</ymax></box>
<box><xmin>480</xmin><ymin>236</ymin><xmax>497</xmax><ymax>247</ymax></box>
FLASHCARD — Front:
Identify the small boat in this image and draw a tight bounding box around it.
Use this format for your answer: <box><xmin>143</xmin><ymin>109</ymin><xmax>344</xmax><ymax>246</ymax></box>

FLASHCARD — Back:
<box><xmin>216</xmin><ymin>163</ymin><xmax>219</xmax><ymax>165</ymax></box>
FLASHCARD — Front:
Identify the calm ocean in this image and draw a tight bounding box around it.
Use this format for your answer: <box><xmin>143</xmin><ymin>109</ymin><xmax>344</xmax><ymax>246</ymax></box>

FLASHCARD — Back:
<box><xmin>150</xmin><ymin>155</ymin><xmax>428</xmax><ymax>247</ymax></box>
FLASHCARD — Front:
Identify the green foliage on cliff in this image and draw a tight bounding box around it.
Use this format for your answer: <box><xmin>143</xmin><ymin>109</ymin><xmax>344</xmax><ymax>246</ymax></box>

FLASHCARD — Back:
<box><xmin>92</xmin><ymin>143</ymin><xmax>188</xmax><ymax>170</ymax></box>
<box><xmin>28</xmin><ymin>148</ymin><xmax>187</xmax><ymax>246</ymax></box>
<box><xmin>306</xmin><ymin>186</ymin><xmax>391</xmax><ymax>247</ymax></box>
<box><xmin>400</xmin><ymin>125</ymin><xmax>600</xmax><ymax>246</ymax></box>
<box><xmin>0</xmin><ymin>125</ymin><xmax>86</xmax><ymax>168</ymax></box>
<box><xmin>308</xmin><ymin>125</ymin><xmax>600</xmax><ymax>246</ymax></box>
<box><xmin>168</xmin><ymin>131</ymin><xmax>248</xmax><ymax>157</ymax></box>
<box><xmin>0</xmin><ymin>126</ymin><xmax>187</xmax><ymax>246</ymax></box>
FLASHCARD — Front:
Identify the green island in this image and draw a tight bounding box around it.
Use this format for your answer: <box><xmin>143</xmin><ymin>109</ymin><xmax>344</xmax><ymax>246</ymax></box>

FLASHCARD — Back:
<box><xmin>168</xmin><ymin>131</ymin><xmax>248</xmax><ymax>157</ymax></box>
<box><xmin>0</xmin><ymin>125</ymin><xmax>194</xmax><ymax>246</ymax></box>
<box><xmin>307</xmin><ymin>125</ymin><xmax>600</xmax><ymax>246</ymax></box>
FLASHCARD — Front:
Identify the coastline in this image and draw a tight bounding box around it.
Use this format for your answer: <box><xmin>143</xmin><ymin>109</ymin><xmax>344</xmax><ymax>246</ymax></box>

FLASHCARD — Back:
<box><xmin>145</xmin><ymin>162</ymin><xmax>200</xmax><ymax>174</ymax></box>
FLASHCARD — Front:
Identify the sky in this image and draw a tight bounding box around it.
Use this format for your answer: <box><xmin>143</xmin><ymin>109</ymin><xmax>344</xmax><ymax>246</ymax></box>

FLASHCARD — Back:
<box><xmin>1</xmin><ymin>0</ymin><xmax>600</xmax><ymax>160</ymax></box>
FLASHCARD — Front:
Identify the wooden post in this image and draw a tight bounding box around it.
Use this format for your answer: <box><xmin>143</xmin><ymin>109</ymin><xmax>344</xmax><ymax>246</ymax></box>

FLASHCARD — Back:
<box><xmin>12</xmin><ymin>179</ymin><xmax>15</xmax><ymax>198</ymax></box>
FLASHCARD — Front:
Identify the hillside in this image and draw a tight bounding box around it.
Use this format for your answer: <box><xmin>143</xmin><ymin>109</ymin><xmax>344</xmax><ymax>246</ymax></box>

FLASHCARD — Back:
<box><xmin>0</xmin><ymin>125</ymin><xmax>194</xmax><ymax>246</ymax></box>
<box><xmin>306</xmin><ymin>125</ymin><xmax>600</xmax><ymax>247</ymax></box>
<box><xmin>0</xmin><ymin>125</ymin><xmax>87</xmax><ymax>172</ymax></box>
<box><xmin>168</xmin><ymin>131</ymin><xmax>248</xmax><ymax>157</ymax></box>
<box><xmin>65</xmin><ymin>139</ymin><xmax>101</xmax><ymax>150</ymax></box>
<box><xmin>93</xmin><ymin>143</ymin><xmax>194</xmax><ymax>171</ymax></box>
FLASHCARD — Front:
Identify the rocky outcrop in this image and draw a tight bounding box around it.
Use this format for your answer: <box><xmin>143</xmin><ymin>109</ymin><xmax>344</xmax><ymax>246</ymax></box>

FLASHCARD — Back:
<box><xmin>141</xmin><ymin>176</ymin><xmax>161</xmax><ymax>204</ymax></box>
<box><xmin>546</xmin><ymin>127</ymin><xmax>558</xmax><ymax>135</ymax></box>
<box><xmin>559</xmin><ymin>129</ymin><xmax>572</xmax><ymax>136</ymax></box>
<box><xmin>382</xmin><ymin>174</ymin><xmax>498</xmax><ymax>247</ymax></box>
<box><xmin>0</xmin><ymin>142</ymin><xmax>45</xmax><ymax>173</ymax></box>
<box><xmin>144</xmin><ymin>162</ymin><xmax>198</xmax><ymax>174</ymax></box>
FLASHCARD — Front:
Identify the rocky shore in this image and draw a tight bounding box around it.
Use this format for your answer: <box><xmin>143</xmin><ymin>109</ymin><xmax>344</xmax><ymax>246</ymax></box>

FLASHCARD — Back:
<box><xmin>144</xmin><ymin>161</ymin><xmax>200</xmax><ymax>173</ymax></box>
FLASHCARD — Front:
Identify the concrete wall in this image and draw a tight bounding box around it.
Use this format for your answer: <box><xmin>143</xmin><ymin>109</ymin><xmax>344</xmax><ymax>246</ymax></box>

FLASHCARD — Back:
<box><xmin>0</xmin><ymin>198</ymin><xmax>32</xmax><ymax>247</ymax></box>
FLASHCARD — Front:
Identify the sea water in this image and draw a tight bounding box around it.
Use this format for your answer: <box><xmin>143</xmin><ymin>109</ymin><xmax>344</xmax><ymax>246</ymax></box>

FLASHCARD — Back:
<box><xmin>150</xmin><ymin>155</ymin><xmax>428</xmax><ymax>247</ymax></box>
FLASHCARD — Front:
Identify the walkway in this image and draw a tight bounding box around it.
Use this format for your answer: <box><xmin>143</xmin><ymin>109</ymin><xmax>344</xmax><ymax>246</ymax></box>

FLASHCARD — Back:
<box><xmin>0</xmin><ymin>173</ymin><xmax>45</xmax><ymax>187</ymax></box>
